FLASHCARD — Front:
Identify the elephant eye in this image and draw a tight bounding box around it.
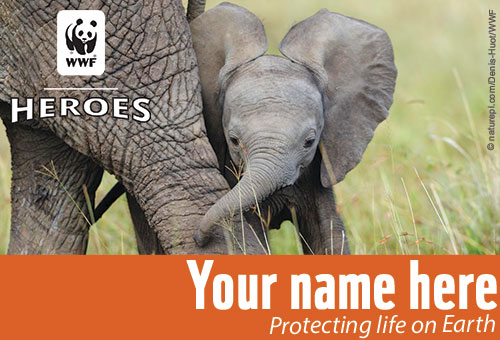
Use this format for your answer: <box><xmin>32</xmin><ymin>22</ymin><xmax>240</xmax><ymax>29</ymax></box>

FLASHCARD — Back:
<box><xmin>78</xmin><ymin>30</ymin><xmax>84</xmax><ymax>36</ymax></box>
<box><xmin>230</xmin><ymin>137</ymin><xmax>239</xmax><ymax>146</ymax></box>
<box><xmin>303</xmin><ymin>138</ymin><xmax>315</xmax><ymax>148</ymax></box>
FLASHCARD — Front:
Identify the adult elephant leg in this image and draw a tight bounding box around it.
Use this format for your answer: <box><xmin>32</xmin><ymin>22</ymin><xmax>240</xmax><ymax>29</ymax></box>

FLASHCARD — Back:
<box><xmin>126</xmin><ymin>192</ymin><xmax>165</xmax><ymax>255</ymax></box>
<box><xmin>2</xmin><ymin>118</ymin><xmax>103</xmax><ymax>254</ymax></box>
<box><xmin>0</xmin><ymin>0</ymin><xmax>265</xmax><ymax>254</ymax></box>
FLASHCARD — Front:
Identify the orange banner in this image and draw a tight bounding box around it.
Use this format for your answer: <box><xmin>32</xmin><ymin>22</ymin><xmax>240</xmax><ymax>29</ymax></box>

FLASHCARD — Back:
<box><xmin>0</xmin><ymin>256</ymin><xmax>498</xmax><ymax>339</ymax></box>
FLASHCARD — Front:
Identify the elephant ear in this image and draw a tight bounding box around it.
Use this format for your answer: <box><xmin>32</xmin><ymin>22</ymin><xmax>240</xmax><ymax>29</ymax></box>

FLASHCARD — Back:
<box><xmin>190</xmin><ymin>2</ymin><xmax>268</xmax><ymax>171</ymax></box>
<box><xmin>280</xmin><ymin>9</ymin><xmax>397</xmax><ymax>186</ymax></box>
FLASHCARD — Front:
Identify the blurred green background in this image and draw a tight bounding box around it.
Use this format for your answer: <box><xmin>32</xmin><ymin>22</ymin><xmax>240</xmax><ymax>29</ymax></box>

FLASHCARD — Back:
<box><xmin>0</xmin><ymin>0</ymin><xmax>498</xmax><ymax>254</ymax></box>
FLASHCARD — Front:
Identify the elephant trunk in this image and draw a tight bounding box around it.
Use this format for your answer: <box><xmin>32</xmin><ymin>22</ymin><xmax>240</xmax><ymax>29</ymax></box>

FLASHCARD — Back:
<box><xmin>194</xmin><ymin>152</ymin><xmax>293</xmax><ymax>246</ymax></box>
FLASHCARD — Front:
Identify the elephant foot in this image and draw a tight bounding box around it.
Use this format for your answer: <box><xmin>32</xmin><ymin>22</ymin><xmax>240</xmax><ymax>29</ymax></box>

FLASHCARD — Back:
<box><xmin>193</xmin><ymin>229</ymin><xmax>211</xmax><ymax>247</ymax></box>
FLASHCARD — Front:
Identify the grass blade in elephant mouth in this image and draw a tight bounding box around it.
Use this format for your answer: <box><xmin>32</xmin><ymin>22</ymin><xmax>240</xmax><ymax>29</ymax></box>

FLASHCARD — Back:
<box><xmin>265</xmin><ymin>204</ymin><xmax>308</xmax><ymax>255</ymax></box>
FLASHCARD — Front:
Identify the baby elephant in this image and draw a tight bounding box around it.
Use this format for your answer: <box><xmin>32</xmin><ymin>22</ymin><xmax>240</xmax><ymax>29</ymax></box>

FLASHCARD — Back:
<box><xmin>191</xmin><ymin>3</ymin><xmax>397</xmax><ymax>253</ymax></box>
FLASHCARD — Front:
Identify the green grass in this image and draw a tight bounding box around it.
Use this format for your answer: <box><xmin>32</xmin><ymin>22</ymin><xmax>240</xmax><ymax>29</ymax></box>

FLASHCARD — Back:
<box><xmin>268</xmin><ymin>221</ymin><xmax>304</xmax><ymax>255</ymax></box>
<box><xmin>0</xmin><ymin>123</ymin><xmax>10</xmax><ymax>254</ymax></box>
<box><xmin>1</xmin><ymin>0</ymin><xmax>498</xmax><ymax>254</ymax></box>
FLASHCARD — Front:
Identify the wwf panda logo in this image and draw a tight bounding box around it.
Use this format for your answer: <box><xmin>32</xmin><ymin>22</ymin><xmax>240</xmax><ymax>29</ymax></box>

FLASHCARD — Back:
<box><xmin>57</xmin><ymin>10</ymin><xmax>105</xmax><ymax>75</ymax></box>
<box><xmin>65</xmin><ymin>18</ymin><xmax>98</xmax><ymax>55</ymax></box>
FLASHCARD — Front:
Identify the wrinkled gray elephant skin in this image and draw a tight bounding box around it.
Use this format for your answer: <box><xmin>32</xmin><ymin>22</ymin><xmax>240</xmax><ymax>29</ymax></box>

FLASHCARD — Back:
<box><xmin>0</xmin><ymin>0</ymin><xmax>265</xmax><ymax>254</ymax></box>
<box><xmin>191</xmin><ymin>3</ymin><xmax>397</xmax><ymax>254</ymax></box>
